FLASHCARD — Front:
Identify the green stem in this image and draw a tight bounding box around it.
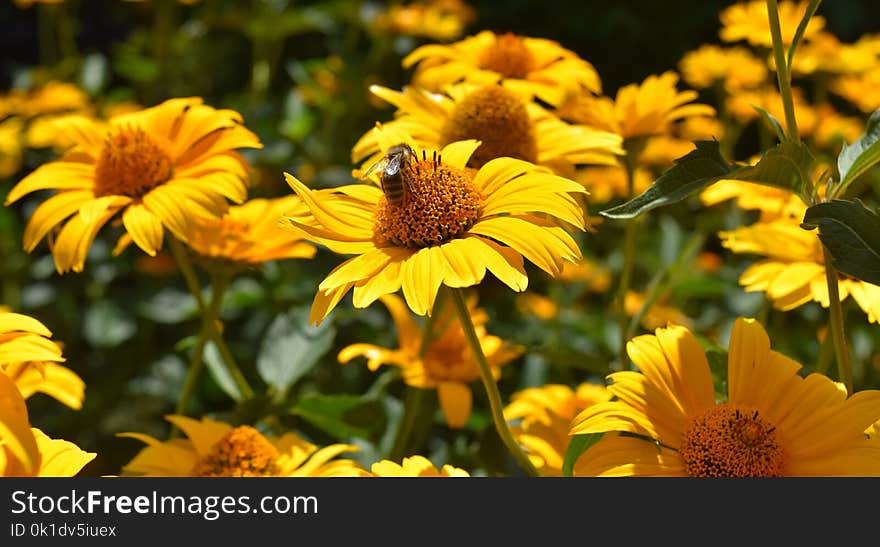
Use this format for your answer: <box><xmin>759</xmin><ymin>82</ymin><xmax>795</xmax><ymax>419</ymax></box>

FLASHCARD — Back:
<box><xmin>766</xmin><ymin>0</ymin><xmax>799</xmax><ymax>141</ymax></box>
<box><xmin>150</xmin><ymin>0</ymin><xmax>176</xmax><ymax>102</ymax></box>
<box><xmin>388</xmin><ymin>288</ymin><xmax>446</xmax><ymax>460</ymax></box>
<box><xmin>168</xmin><ymin>238</ymin><xmax>255</xmax><ymax>400</ymax></box>
<box><xmin>449</xmin><ymin>288</ymin><xmax>539</xmax><ymax>477</ymax></box>
<box><xmin>614</xmin><ymin>141</ymin><xmax>645</xmax><ymax>370</ymax></box>
<box><xmin>814</xmin><ymin>325</ymin><xmax>835</xmax><ymax>375</ymax></box>
<box><xmin>821</xmin><ymin>246</ymin><xmax>853</xmax><ymax>395</ymax></box>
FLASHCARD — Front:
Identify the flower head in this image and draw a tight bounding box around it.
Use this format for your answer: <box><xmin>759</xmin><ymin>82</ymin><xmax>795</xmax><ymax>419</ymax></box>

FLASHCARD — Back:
<box><xmin>402</xmin><ymin>30</ymin><xmax>602</xmax><ymax>106</ymax></box>
<box><xmin>368</xmin><ymin>455</ymin><xmax>469</xmax><ymax>476</ymax></box>
<box><xmin>353</xmin><ymin>84</ymin><xmax>622</xmax><ymax>175</ymax></box>
<box><xmin>119</xmin><ymin>415</ymin><xmax>369</xmax><ymax>477</ymax></box>
<box><xmin>504</xmin><ymin>382</ymin><xmax>611</xmax><ymax>476</ymax></box>
<box><xmin>339</xmin><ymin>293</ymin><xmax>523</xmax><ymax>428</ymax></box>
<box><xmin>183</xmin><ymin>196</ymin><xmax>316</xmax><ymax>268</ymax></box>
<box><xmin>679</xmin><ymin>45</ymin><xmax>767</xmax><ymax>91</ymax></box>
<box><xmin>555</xmin><ymin>72</ymin><xmax>715</xmax><ymax>139</ymax></box>
<box><xmin>719</xmin><ymin>0</ymin><xmax>825</xmax><ymax>47</ymax></box>
<box><xmin>719</xmin><ymin>210</ymin><xmax>880</xmax><ymax>322</ymax></box>
<box><xmin>373</xmin><ymin>0</ymin><xmax>476</xmax><ymax>42</ymax></box>
<box><xmin>283</xmin><ymin>136</ymin><xmax>587</xmax><ymax>322</ymax></box>
<box><xmin>571</xmin><ymin>318</ymin><xmax>880</xmax><ymax>476</ymax></box>
<box><xmin>4</xmin><ymin>97</ymin><xmax>263</xmax><ymax>273</ymax></box>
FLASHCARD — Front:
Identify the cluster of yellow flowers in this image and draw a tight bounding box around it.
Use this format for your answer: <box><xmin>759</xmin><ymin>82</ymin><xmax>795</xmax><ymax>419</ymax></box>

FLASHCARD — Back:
<box><xmin>2</xmin><ymin>0</ymin><xmax>880</xmax><ymax>477</ymax></box>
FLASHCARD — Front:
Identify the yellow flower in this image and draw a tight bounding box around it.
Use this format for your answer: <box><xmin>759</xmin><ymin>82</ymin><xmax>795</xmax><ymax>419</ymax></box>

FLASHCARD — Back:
<box><xmin>791</xmin><ymin>31</ymin><xmax>880</xmax><ymax>76</ymax></box>
<box><xmin>17</xmin><ymin>81</ymin><xmax>91</xmax><ymax>119</ymax></box>
<box><xmin>283</xmin><ymin>136</ymin><xmax>588</xmax><ymax>322</ymax></box>
<box><xmin>832</xmin><ymin>67</ymin><xmax>880</xmax><ymax>114</ymax></box>
<box><xmin>368</xmin><ymin>455</ymin><xmax>469</xmax><ymax>476</ymax></box>
<box><xmin>353</xmin><ymin>84</ymin><xmax>623</xmax><ymax>176</ymax></box>
<box><xmin>556</xmin><ymin>257</ymin><xmax>612</xmax><ymax>292</ymax></box>
<box><xmin>624</xmin><ymin>290</ymin><xmax>694</xmax><ymax>331</ymax></box>
<box><xmin>4</xmin><ymin>97</ymin><xmax>263</xmax><ymax>273</ymax></box>
<box><xmin>812</xmin><ymin>103</ymin><xmax>864</xmax><ymax>150</ymax></box>
<box><xmin>555</xmin><ymin>72</ymin><xmax>715</xmax><ymax>139</ymax></box>
<box><xmin>679</xmin><ymin>45</ymin><xmax>767</xmax><ymax>91</ymax></box>
<box><xmin>0</xmin><ymin>117</ymin><xmax>24</xmax><ymax>178</ymax></box>
<box><xmin>0</xmin><ymin>373</ymin><xmax>94</xmax><ymax>476</ymax></box>
<box><xmin>402</xmin><ymin>30</ymin><xmax>602</xmax><ymax>107</ymax></box>
<box><xmin>339</xmin><ymin>293</ymin><xmax>523</xmax><ymax>428</ymax></box>
<box><xmin>719</xmin><ymin>0</ymin><xmax>825</xmax><ymax>47</ymax></box>
<box><xmin>719</xmin><ymin>210</ymin><xmax>880</xmax><ymax>322</ymax></box>
<box><xmin>183</xmin><ymin>196</ymin><xmax>316</xmax><ymax>267</ymax></box>
<box><xmin>725</xmin><ymin>86</ymin><xmax>816</xmax><ymax>136</ymax></box>
<box><xmin>575</xmin><ymin>164</ymin><xmax>652</xmax><ymax>203</ymax></box>
<box><xmin>119</xmin><ymin>415</ymin><xmax>369</xmax><ymax>477</ymax></box>
<box><xmin>701</xmin><ymin>179</ymin><xmax>802</xmax><ymax>220</ymax></box>
<box><xmin>571</xmin><ymin>318</ymin><xmax>880</xmax><ymax>476</ymax></box>
<box><xmin>516</xmin><ymin>293</ymin><xmax>559</xmax><ymax>320</ymax></box>
<box><xmin>374</xmin><ymin>0</ymin><xmax>476</xmax><ymax>42</ymax></box>
<box><xmin>504</xmin><ymin>382</ymin><xmax>611</xmax><ymax>476</ymax></box>
<box><xmin>1</xmin><ymin>311</ymin><xmax>85</xmax><ymax>410</ymax></box>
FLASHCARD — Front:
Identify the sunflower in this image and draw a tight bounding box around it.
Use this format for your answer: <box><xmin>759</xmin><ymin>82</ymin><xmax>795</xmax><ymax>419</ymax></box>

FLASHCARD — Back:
<box><xmin>339</xmin><ymin>293</ymin><xmax>523</xmax><ymax>428</ymax></box>
<box><xmin>1</xmin><ymin>310</ymin><xmax>84</xmax><ymax>410</ymax></box>
<box><xmin>719</xmin><ymin>210</ymin><xmax>880</xmax><ymax>322</ymax></box>
<box><xmin>719</xmin><ymin>0</ymin><xmax>826</xmax><ymax>47</ymax></box>
<box><xmin>555</xmin><ymin>72</ymin><xmax>715</xmax><ymax>140</ymax></box>
<box><xmin>352</xmin><ymin>83</ymin><xmax>623</xmax><ymax>176</ymax></box>
<box><xmin>402</xmin><ymin>30</ymin><xmax>602</xmax><ymax>107</ymax></box>
<box><xmin>571</xmin><ymin>318</ymin><xmax>880</xmax><ymax>476</ymax></box>
<box><xmin>283</xmin><ymin>136</ymin><xmax>588</xmax><ymax>322</ymax></box>
<box><xmin>4</xmin><ymin>97</ymin><xmax>263</xmax><ymax>273</ymax></box>
<box><xmin>368</xmin><ymin>455</ymin><xmax>469</xmax><ymax>477</ymax></box>
<box><xmin>503</xmin><ymin>382</ymin><xmax>611</xmax><ymax>476</ymax></box>
<box><xmin>183</xmin><ymin>196</ymin><xmax>316</xmax><ymax>268</ymax></box>
<box><xmin>679</xmin><ymin>44</ymin><xmax>767</xmax><ymax>91</ymax></box>
<box><xmin>0</xmin><ymin>373</ymin><xmax>94</xmax><ymax>477</ymax></box>
<box><xmin>119</xmin><ymin>415</ymin><xmax>369</xmax><ymax>477</ymax></box>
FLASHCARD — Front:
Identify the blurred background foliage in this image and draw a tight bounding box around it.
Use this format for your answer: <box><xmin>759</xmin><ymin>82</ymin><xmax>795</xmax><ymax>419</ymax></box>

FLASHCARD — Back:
<box><xmin>2</xmin><ymin>0</ymin><xmax>880</xmax><ymax>477</ymax></box>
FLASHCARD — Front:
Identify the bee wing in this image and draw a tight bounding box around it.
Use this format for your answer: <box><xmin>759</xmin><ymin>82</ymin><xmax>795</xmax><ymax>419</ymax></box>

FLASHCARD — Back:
<box><xmin>384</xmin><ymin>153</ymin><xmax>404</xmax><ymax>174</ymax></box>
<box><xmin>361</xmin><ymin>156</ymin><xmax>387</xmax><ymax>179</ymax></box>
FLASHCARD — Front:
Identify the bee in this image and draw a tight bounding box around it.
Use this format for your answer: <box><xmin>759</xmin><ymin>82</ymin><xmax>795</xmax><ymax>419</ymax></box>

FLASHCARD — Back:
<box><xmin>362</xmin><ymin>143</ymin><xmax>417</xmax><ymax>206</ymax></box>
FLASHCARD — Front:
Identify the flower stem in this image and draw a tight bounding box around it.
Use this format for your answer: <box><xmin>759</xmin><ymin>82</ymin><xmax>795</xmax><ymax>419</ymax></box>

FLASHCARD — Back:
<box><xmin>766</xmin><ymin>0</ymin><xmax>799</xmax><ymax>141</ymax></box>
<box><xmin>449</xmin><ymin>287</ymin><xmax>539</xmax><ymax>477</ymax></box>
<box><xmin>614</xmin><ymin>140</ymin><xmax>645</xmax><ymax>370</ymax></box>
<box><xmin>168</xmin><ymin>237</ymin><xmax>254</xmax><ymax>400</ymax></box>
<box><xmin>821</xmin><ymin>246</ymin><xmax>853</xmax><ymax>395</ymax></box>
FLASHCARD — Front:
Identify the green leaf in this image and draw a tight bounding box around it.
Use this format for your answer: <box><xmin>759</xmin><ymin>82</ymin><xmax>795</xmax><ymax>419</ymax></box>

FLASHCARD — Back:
<box><xmin>257</xmin><ymin>306</ymin><xmax>336</xmax><ymax>400</ymax></box>
<box><xmin>203</xmin><ymin>341</ymin><xmax>244</xmax><ymax>402</ymax></box>
<box><xmin>290</xmin><ymin>394</ymin><xmax>386</xmax><ymax>440</ymax></box>
<box><xmin>786</xmin><ymin>0</ymin><xmax>823</xmax><ymax>69</ymax></box>
<box><xmin>600</xmin><ymin>141</ymin><xmax>734</xmax><ymax>219</ymax></box>
<box><xmin>801</xmin><ymin>199</ymin><xmax>880</xmax><ymax>286</ymax></box>
<box><xmin>600</xmin><ymin>140</ymin><xmax>815</xmax><ymax>220</ymax></box>
<box><xmin>562</xmin><ymin>433</ymin><xmax>602</xmax><ymax>477</ymax></box>
<box><xmin>838</xmin><ymin>109</ymin><xmax>880</xmax><ymax>191</ymax></box>
<box><xmin>752</xmin><ymin>105</ymin><xmax>786</xmax><ymax>142</ymax></box>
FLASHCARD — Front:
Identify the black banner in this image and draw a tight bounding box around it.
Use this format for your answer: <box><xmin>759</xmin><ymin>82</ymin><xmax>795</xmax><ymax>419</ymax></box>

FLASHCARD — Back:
<box><xmin>1</xmin><ymin>477</ymin><xmax>875</xmax><ymax>544</ymax></box>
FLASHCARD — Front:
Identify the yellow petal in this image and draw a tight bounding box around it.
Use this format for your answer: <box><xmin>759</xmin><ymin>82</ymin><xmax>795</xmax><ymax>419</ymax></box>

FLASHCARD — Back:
<box><xmin>437</xmin><ymin>382</ymin><xmax>472</xmax><ymax>429</ymax></box>
<box><xmin>122</xmin><ymin>203</ymin><xmax>165</xmax><ymax>256</ymax></box>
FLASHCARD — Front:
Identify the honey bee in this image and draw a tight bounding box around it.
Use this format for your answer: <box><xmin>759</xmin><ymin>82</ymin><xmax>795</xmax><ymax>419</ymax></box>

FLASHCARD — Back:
<box><xmin>362</xmin><ymin>143</ymin><xmax>417</xmax><ymax>206</ymax></box>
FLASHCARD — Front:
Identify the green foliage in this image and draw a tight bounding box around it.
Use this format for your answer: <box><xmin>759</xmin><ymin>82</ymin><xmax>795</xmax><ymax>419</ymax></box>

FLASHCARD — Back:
<box><xmin>562</xmin><ymin>433</ymin><xmax>602</xmax><ymax>477</ymax></box>
<box><xmin>802</xmin><ymin>199</ymin><xmax>880</xmax><ymax>286</ymax></box>
<box><xmin>837</xmin><ymin>109</ymin><xmax>880</xmax><ymax>193</ymax></box>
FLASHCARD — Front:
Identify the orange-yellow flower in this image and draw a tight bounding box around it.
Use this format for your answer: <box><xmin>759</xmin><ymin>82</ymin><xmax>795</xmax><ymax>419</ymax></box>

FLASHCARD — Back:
<box><xmin>403</xmin><ymin>30</ymin><xmax>602</xmax><ymax>106</ymax></box>
<box><xmin>339</xmin><ymin>293</ymin><xmax>523</xmax><ymax>428</ymax></box>
<box><xmin>679</xmin><ymin>44</ymin><xmax>767</xmax><ymax>91</ymax></box>
<box><xmin>571</xmin><ymin>318</ymin><xmax>880</xmax><ymax>476</ymax></box>
<box><xmin>368</xmin><ymin>455</ymin><xmax>469</xmax><ymax>476</ymax></box>
<box><xmin>5</xmin><ymin>97</ymin><xmax>263</xmax><ymax>273</ymax></box>
<box><xmin>719</xmin><ymin>0</ymin><xmax>825</xmax><ymax>47</ymax></box>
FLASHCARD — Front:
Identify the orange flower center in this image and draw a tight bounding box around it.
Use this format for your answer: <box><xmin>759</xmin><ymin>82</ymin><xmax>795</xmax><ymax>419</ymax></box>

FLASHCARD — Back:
<box><xmin>422</xmin><ymin>327</ymin><xmax>480</xmax><ymax>383</ymax></box>
<box><xmin>478</xmin><ymin>32</ymin><xmax>535</xmax><ymax>78</ymax></box>
<box><xmin>94</xmin><ymin>126</ymin><xmax>173</xmax><ymax>198</ymax></box>
<box><xmin>679</xmin><ymin>404</ymin><xmax>784</xmax><ymax>477</ymax></box>
<box><xmin>442</xmin><ymin>85</ymin><xmax>538</xmax><ymax>168</ymax></box>
<box><xmin>192</xmin><ymin>426</ymin><xmax>280</xmax><ymax>477</ymax></box>
<box><xmin>374</xmin><ymin>153</ymin><xmax>481</xmax><ymax>248</ymax></box>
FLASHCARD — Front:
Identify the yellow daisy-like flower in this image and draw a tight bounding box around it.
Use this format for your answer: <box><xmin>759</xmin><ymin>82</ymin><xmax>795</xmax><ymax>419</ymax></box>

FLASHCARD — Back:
<box><xmin>119</xmin><ymin>415</ymin><xmax>369</xmax><ymax>477</ymax></box>
<box><xmin>369</xmin><ymin>455</ymin><xmax>469</xmax><ymax>477</ymax></box>
<box><xmin>555</xmin><ymin>72</ymin><xmax>715</xmax><ymax>139</ymax></box>
<box><xmin>679</xmin><ymin>44</ymin><xmax>767</xmax><ymax>91</ymax></box>
<box><xmin>791</xmin><ymin>31</ymin><xmax>880</xmax><ymax>77</ymax></box>
<box><xmin>504</xmin><ymin>382</ymin><xmax>611</xmax><ymax>476</ymax></box>
<box><xmin>283</xmin><ymin>136</ymin><xmax>588</xmax><ymax>322</ymax></box>
<box><xmin>183</xmin><ymin>196</ymin><xmax>316</xmax><ymax>267</ymax></box>
<box><xmin>0</xmin><ymin>117</ymin><xmax>24</xmax><ymax>178</ymax></box>
<box><xmin>374</xmin><ymin>0</ymin><xmax>476</xmax><ymax>42</ymax></box>
<box><xmin>353</xmin><ymin>84</ymin><xmax>623</xmax><ymax>175</ymax></box>
<box><xmin>339</xmin><ymin>293</ymin><xmax>523</xmax><ymax>428</ymax></box>
<box><xmin>812</xmin><ymin>103</ymin><xmax>864</xmax><ymax>150</ymax></box>
<box><xmin>1</xmin><ymin>311</ymin><xmax>85</xmax><ymax>410</ymax></box>
<box><xmin>725</xmin><ymin>86</ymin><xmax>817</xmax><ymax>136</ymax></box>
<box><xmin>719</xmin><ymin>0</ymin><xmax>825</xmax><ymax>47</ymax></box>
<box><xmin>4</xmin><ymin>97</ymin><xmax>263</xmax><ymax>273</ymax></box>
<box><xmin>832</xmin><ymin>67</ymin><xmax>880</xmax><ymax>114</ymax></box>
<box><xmin>571</xmin><ymin>318</ymin><xmax>880</xmax><ymax>476</ymax></box>
<box><xmin>624</xmin><ymin>290</ymin><xmax>694</xmax><ymax>331</ymax></box>
<box><xmin>701</xmin><ymin>179</ymin><xmax>802</xmax><ymax>220</ymax></box>
<box><xmin>0</xmin><ymin>373</ymin><xmax>94</xmax><ymax>477</ymax></box>
<box><xmin>575</xmin><ymin>164</ymin><xmax>652</xmax><ymax>203</ymax></box>
<box><xmin>402</xmin><ymin>30</ymin><xmax>602</xmax><ymax>107</ymax></box>
<box><xmin>719</xmin><ymin>211</ymin><xmax>880</xmax><ymax>322</ymax></box>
